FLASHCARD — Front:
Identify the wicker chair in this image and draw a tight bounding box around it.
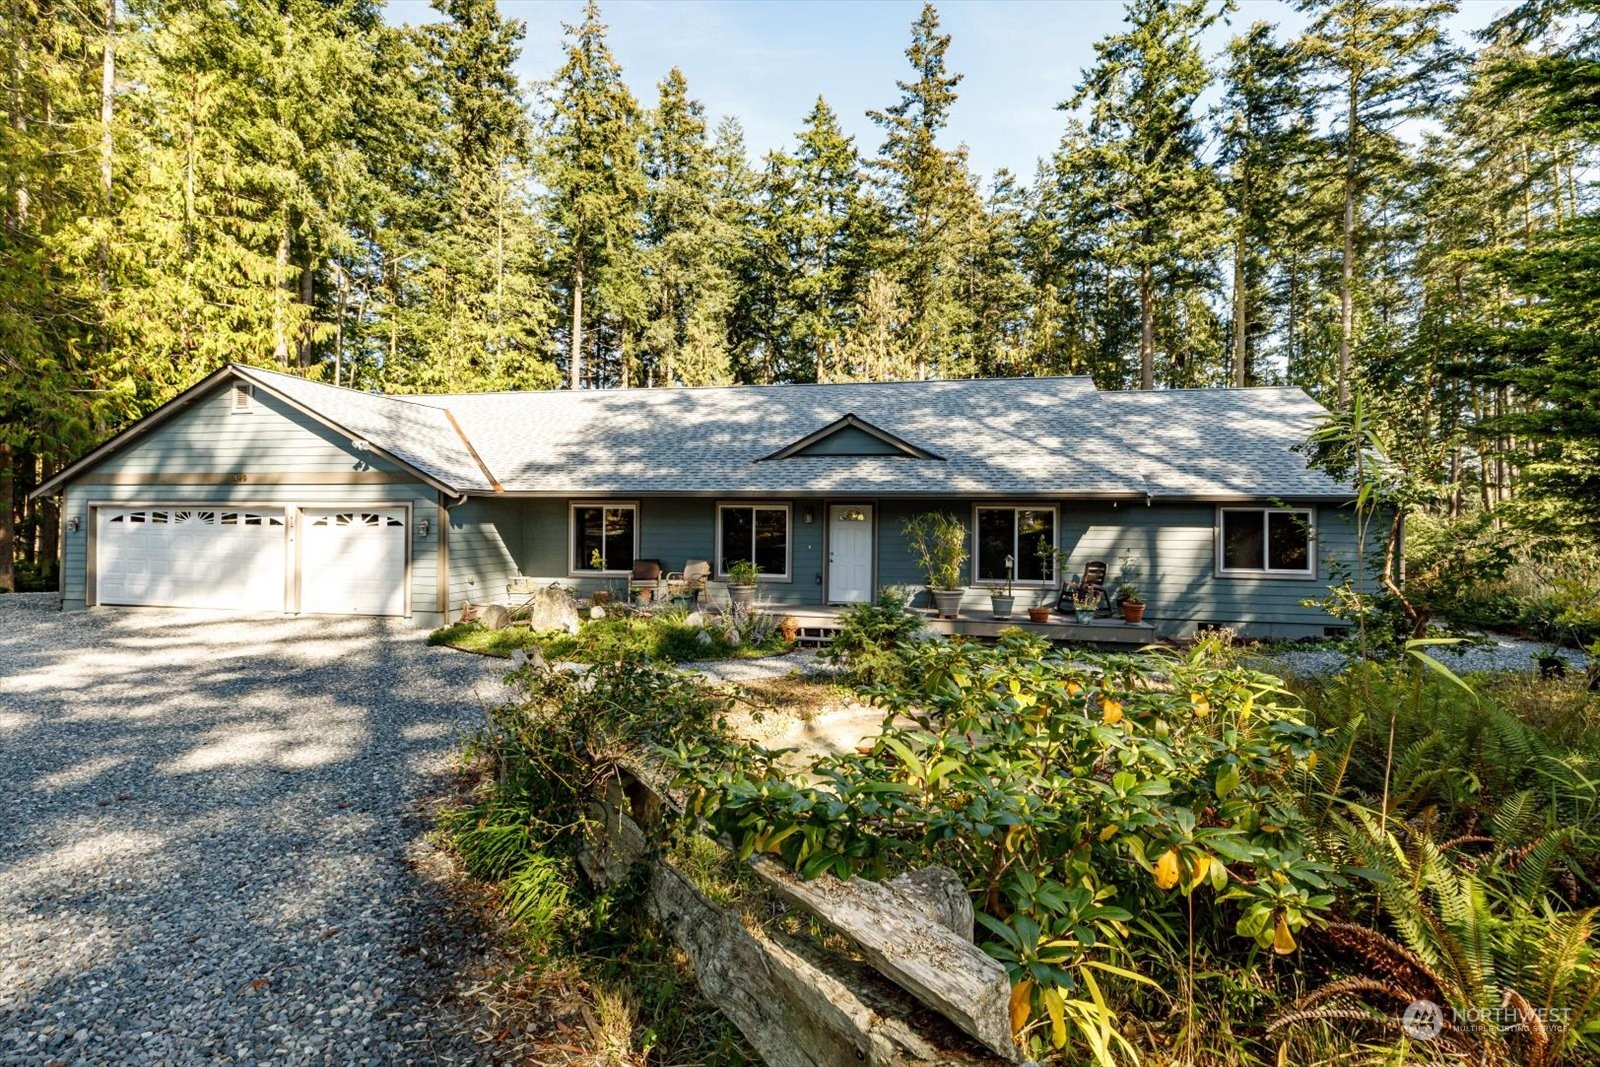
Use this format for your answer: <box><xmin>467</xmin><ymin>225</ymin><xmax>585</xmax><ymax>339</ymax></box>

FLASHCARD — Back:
<box><xmin>666</xmin><ymin>560</ymin><xmax>711</xmax><ymax>605</ymax></box>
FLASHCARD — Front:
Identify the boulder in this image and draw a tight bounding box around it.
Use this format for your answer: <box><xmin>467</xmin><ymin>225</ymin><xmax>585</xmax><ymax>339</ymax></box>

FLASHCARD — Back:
<box><xmin>589</xmin><ymin>605</ymin><xmax>607</xmax><ymax>621</ymax></box>
<box><xmin>684</xmin><ymin>611</ymin><xmax>705</xmax><ymax>630</ymax></box>
<box><xmin>479</xmin><ymin>604</ymin><xmax>511</xmax><ymax>630</ymax></box>
<box><xmin>521</xmin><ymin>583</ymin><xmax>581</xmax><ymax>634</ymax></box>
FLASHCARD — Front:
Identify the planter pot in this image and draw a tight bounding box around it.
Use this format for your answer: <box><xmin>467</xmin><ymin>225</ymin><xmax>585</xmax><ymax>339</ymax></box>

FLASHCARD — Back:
<box><xmin>1075</xmin><ymin>609</ymin><xmax>1096</xmax><ymax>625</ymax></box>
<box><xmin>592</xmin><ymin>590</ymin><xmax>612</xmax><ymax>605</ymax></box>
<box><xmin>929</xmin><ymin>589</ymin><xmax>965</xmax><ymax>618</ymax></box>
<box><xmin>1121</xmin><ymin>601</ymin><xmax>1146</xmax><ymax>624</ymax></box>
<box><xmin>990</xmin><ymin>595</ymin><xmax>1016</xmax><ymax>620</ymax></box>
<box><xmin>636</xmin><ymin>587</ymin><xmax>653</xmax><ymax>605</ymax></box>
<box><xmin>1027</xmin><ymin>606</ymin><xmax>1052</xmax><ymax>624</ymax></box>
<box><xmin>728</xmin><ymin>584</ymin><xmax>758</xmax><ymax>608</ymax></box>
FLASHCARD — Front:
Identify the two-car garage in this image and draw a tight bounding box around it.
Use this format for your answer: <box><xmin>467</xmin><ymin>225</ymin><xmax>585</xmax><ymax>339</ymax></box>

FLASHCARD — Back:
<box><xmin>93</xmin><ymin>505</ymin><xmax>408</xmax><ymax>616</ymax></box>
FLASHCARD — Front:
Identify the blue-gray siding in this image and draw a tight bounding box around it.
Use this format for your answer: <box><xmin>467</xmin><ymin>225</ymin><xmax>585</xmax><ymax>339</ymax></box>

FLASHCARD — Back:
<box><xmin>466</xmin><ymin>495</ymin><xmax>1367</xmax><ymax>638</ymax></box>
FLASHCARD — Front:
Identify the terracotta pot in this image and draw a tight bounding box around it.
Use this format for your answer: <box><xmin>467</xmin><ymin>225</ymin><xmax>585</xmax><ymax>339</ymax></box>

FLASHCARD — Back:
<box><xmin>1121</xmin><ymin>601</ymin><xmax>1146</xmax><ymax>624</ymax></box>
<box><xmin>1027</xmin><ymin>606</ymin><xmax>1052</xmax><ymax>624</ymax></box>
<box><xmin>592</xmin><ymin>590</ymin><xmax>611</xmax><ymax>605</ymax></box>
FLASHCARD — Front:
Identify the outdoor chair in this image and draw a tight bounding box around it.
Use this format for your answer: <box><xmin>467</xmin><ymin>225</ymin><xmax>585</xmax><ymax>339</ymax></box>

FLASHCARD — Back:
<box><xmin>1055</xmin><ymin>559</ymin><xmax>1114</xmax><ymax>617</ymax></box>
<box><xmin>628</xmin><ymin>559</ymin><xmax>664</xmax><ymax>601</ymax></box>
<box><xmin>666</xmin><ymin>559</ymin><xmax>711</xmax><ymax>606</ymax></box>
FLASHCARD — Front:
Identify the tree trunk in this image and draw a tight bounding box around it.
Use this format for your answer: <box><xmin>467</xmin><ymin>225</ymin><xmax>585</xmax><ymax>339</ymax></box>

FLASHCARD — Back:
<box><xmin>1139</xmin><ymin>262</ymin><xmax>1154</xmax><ymax>390</ymax></box>
<box><xmin>569</xmin><ymin>260</ymin><xmax>584</xmax><ymax>390</ymax></box>
<box><xmin>273</xmin><ymin>220</ymin><xmax>290</xmax><ymax>365</ymax></box>
<box><xmin>100</xmin><ymin>0</ymin><xmax>114</xmax><ymax>206</ymax></box>
<box><xmin>1338</xmin><ymin>72</ymin><xmax>1358</xmax><ymax>408</ymax></box>
<box><xmin>0</xmin><ymin>444</ymin><xmax>13</xmax><ymax>593</ymax></box>
<box><xmin>1230</xmin><ymin>182</ymin><xmax>1248</xmax><ymax>388</ymax></box>
<box><xmin>37</xmin><ymin>456</ymin><xmax>57</xmax><ymax>585</ymax></box>
<box><xmin>298</xmin><ymin>252</ymin><xmax>314</xmax><ymax>368</ymax></box>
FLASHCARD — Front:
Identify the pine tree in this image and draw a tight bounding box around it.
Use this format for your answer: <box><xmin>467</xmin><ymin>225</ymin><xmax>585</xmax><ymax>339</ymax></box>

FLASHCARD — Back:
<box><xmin>539</xmin><ymin>0</ymin><xmax>644</xmax><ymax>390</ymax></box>
<box><xmin>639</xmin><ymin>68</ymin><xmax>732</xmax><ymax>387</ymax></box>
<box><xmin>1070</xmin><ymin>0</ymin><xmax>1224</xmax><ymax>389</ymax></box>
<box><xmin>759</xmin><ymin>96</ymin><xmax>874</xmax><ymax>382</ymax></box>
<box><xmin>869</xmin><ymin>2</ymin><xmax>976</xmax><ymax>378</ymax></box>
<box><xmin>1218</xmin><ymin>21</ymin><xmax>1313</xmax><ymax>387</ymax></box>
<box><xmin>390</xmin><ymin>0</ymin><xmax>558</xmax><ymax>393</ymax></box>
<box><xmin>1295</xmin><ymin>0</ymin><xmax>1458</xmax><ymax>406</ymax></box>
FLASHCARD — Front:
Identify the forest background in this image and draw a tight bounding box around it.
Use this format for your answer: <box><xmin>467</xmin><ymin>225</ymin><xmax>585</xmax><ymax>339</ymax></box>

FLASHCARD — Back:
<box><xmin>4</xmin><ymin>0</ymin><xmax>1598</xmax><ymax>595</ymax></box>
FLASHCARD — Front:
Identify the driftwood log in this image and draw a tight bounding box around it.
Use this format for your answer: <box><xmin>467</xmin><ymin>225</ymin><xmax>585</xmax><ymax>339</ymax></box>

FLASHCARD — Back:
<box><xmin>581</xmin><ymin>767</ymin><xmax>1017</xmax><ymax>1065</ymax></box>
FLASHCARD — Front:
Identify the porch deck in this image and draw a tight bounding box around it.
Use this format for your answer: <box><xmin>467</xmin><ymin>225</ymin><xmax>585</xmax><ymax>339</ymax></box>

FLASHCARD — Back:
<box><xmin>775</xmin><ymin>603</ymin><xmax>1159</xmax><ymax>650</ymax></box>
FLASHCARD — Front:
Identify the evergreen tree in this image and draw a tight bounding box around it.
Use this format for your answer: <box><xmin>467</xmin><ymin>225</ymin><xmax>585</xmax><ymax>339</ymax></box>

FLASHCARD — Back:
<box><xmin>1069</xmin><ymin>0</ymin><xmax>1224</xmax><ymax>389</ymax></box>
<box><xmin>539</xmin><ymin>0</ymin><xmax>644</xmax><ymax>390</ymax></box>
<box><xmin>1295</xmin><ymin>0</ymin><xmax>1458</xmax><ymax>405</ymax></box>
<box><xmin>639</xmin><ymin>68</ymin><xmax>732</xmax><ymax>387</ymax></box>
<box><xmin>390</xmin><ymin>0</ymin><xmax>558</xmax><ymax>393</ymax></box>
<box><xmin>869</xmin><ymin>2</ymin><xmax>977</xmax><ymax>378</ymax></box>
<box><xmin>759</xmin><ymin>97</ymin><xmax>874</xmax><ymax>382</ymax></box>
<box><xmin>1218</xmin><ymin>22</ymin><xmax>1314</xmax><ymax>387</ymax></box>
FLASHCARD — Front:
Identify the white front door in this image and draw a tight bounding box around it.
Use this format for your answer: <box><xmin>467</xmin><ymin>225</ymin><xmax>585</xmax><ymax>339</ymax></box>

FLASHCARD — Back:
<box><xmin>96</xmin><ymin>507</ymin><xmax>287</xmax><ymax>611</ymax></box>
<box><xmin>827</xmin><ymin>504</ymin><xmax>874</xmax><ymax>604</ymax></box>
<box><xmin>299</xmin><ymin>508</ymin><xmax>408</xmax><ymax>616</ymax></box>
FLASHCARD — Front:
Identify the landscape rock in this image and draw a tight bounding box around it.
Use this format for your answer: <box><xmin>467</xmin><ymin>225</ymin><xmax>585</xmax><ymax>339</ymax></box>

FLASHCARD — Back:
<box><xmin>478</xmin><ymin>604</ymin><xmax>511</xmax><ymax>630</ymax></box>
<box><xmin>520</xmin><ymin>583</ymin><xmax>581</xmax><ymax>634</ymax></box>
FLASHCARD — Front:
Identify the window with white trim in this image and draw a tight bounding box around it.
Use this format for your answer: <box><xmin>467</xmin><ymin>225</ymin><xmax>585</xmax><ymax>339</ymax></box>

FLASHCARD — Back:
<box><xmin>570</xmin><ymin>503</ymin><xmax>638</xmax><ymax>574</ymax></box>
<box><xmin>1217</xmin><ymin>507</ymin><xmax>1315</xmax><ymax>576</ymax></box>
<box><xmin>975</xmin><ymin>505</ymin><xmax>1058</xmax><ymax>584</ymax></box>
<box><xmin>717</xmin><ymin>504</ymin><xmax>790</xmax><ymax>581</ymax></box>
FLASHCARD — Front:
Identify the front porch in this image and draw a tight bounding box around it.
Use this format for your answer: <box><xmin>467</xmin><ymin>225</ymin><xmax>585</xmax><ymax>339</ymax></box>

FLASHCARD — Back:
<box><xmin>774</xmin><ymin>602</ymin><xmax>1159</xmax><ymax>650</ymax></box>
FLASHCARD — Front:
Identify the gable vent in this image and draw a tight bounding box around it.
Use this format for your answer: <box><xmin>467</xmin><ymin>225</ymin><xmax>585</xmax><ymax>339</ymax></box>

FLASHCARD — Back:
<box><xmin>230</xmin><ymin>382</ymin><xmax>255</xmax><ymax>413</ymax></box>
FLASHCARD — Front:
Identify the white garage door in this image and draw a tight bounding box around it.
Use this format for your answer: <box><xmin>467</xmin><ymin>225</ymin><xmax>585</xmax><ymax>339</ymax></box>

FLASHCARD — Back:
<box><xmin>299</xmin><ymin>509</ymin><xmax>407</xmax><ymax>616</ymax></box>
<box><xmin>97</xmin><ymin>508</ymin><xmax>287</xmax><ymax>610</ymax></box>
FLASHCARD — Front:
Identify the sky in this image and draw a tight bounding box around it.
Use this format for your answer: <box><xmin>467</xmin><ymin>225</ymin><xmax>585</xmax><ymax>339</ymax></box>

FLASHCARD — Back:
<box><xmin>385</xmin><ymin>0</ymin><xmax>1512</xmax><ymax>182</ymax></box>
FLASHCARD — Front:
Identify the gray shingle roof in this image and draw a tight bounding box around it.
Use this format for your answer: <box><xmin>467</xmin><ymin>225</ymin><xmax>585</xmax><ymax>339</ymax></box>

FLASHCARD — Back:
<box><xmin>237</xmin><ymin>366</ymin><xmax>495</xmax><ymax>493</ymax></box>
<box><xmin>366</xmin><ymin>375</ymin><xmax>1352</xmax><ymax>501</ymax></box>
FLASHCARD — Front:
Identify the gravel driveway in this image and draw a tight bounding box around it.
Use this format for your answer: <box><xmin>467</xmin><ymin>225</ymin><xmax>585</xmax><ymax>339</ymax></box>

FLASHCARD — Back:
<box><xmin>0</xmin><ymin>594</ymin><xmax>510</xmax><ymax>1066</ymax></box>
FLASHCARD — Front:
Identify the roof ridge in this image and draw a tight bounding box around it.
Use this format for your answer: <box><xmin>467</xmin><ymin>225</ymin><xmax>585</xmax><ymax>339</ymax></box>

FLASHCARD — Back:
<box><xmin>390</xmin><ymin>374</ymin><xmax>1098</xmax><ymax>400</ymax></box>
<box><xmin>230</xmin><ymin>363</ymin><xmax>452</xmax><ymax>412</ymax></box>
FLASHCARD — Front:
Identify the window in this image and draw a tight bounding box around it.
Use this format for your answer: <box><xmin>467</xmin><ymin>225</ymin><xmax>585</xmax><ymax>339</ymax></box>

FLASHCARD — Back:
<box><xmin>1217</xmin><ymin>507</ymin><xmax>1315</xmax><ymax>576</ymax></box>
<box><xmin>717</xmin><ymin>504</ymin><xmax>790</xmax><ymax>581</ymax></box>
<box><xmin>975</xmin><ymin>505</ymin><xmax>1057</xmax><ymax>584</ymax></box>
<box><xmin>570</xmin><ymin>503</ymin><xmax>638</xmax><ymax>574</ymax></box>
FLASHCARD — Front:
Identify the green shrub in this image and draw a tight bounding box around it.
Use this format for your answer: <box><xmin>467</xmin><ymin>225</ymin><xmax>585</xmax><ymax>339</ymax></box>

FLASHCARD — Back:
<box><xmin>819</xmin><ymin>586</ymin><xmax>924</xmax><ymax>684</ymax></box>
<box><xmin>674</xmin><ymin>636</ymin><xmax>1332</xmax><ymax>1060</ymax></box>
<box><xmin>430</xmin><ymin>610</ymin><xmax>790</xmax><ymax>663</ymax></box>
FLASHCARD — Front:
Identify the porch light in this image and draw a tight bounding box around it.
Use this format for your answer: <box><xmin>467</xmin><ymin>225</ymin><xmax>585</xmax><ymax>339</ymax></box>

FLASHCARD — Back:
<box><xmin>803</xmin><ymin>507</ymin><xmax>815</xmax><ymax>524</ymax></box>
<box><xmin>416</xmin><ymin>518</ymin><xmax>430</xmax><ymax>538</ymax></box>
<box><xmin>65</xmin><ymin>516</ymin><xmax>81</xmax><ymax>534</ymax></box>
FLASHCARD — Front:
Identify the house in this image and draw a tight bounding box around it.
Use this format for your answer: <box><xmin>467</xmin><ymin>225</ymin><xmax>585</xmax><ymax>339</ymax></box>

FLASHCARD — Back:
<box><xmin>30</xmin><ymin>363</ymin><xmax>1367</xmax><ymax>639</ymax></box>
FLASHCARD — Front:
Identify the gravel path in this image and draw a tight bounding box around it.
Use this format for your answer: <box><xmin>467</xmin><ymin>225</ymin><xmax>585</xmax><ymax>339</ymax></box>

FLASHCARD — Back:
<box><xmin>0</xmin><ymin>594</ymin><xmax>511</xmax><ymax>1066</ymax></box>
<box><xmin>1262</xmin><ymin>631</ymin><xmax>1591</xmax><ymax>679</ymax></box>
<box><xmin>678</xmin><ymin>648</ymin><xmax>837</xmax><ymax>684</ymax></box>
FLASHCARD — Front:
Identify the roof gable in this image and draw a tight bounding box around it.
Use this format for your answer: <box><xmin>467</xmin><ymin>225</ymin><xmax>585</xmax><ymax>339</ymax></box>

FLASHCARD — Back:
<box><xmin>758</xmin><ymin>413</ymin><xmax>943</xmax><ymax>461</ymax></box>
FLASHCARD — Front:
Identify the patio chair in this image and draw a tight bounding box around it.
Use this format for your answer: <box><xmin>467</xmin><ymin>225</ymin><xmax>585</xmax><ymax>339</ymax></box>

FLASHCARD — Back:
<box><xmin>628</xmin><ymin>559</ymin><xmax>664</xmax><ymax>601</ymax></box>
<box><xmin>666</xmin><ymin>559</ymin><xmax>711</xmax><ymax>606</ymax></box>
<box><xmin>1055</xmin><ymin>559</ymin><xmax>1114</xmax><ymax>617</ymax></box>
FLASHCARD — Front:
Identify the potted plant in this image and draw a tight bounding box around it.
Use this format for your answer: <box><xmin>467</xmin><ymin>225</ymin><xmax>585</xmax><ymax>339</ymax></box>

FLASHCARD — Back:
<box><xmin>1118</xmin><ymin>583</ymin><xmax>1146</xmax><ymax>624</ymax></box>
<box><xmin>1027</xmin><ymin>598</ymin><xmax>1053</xmax><ymax>624</ymax></box>
<box><xmin>987</xmin><ymin>554</ymin><xmax>1016</xmax><ymax>619</ymax></box>
<box><xmin>1071</xmin><ymin>588</ymin><xmax>1099</xmax><ymax>625</ymax></box>
<box><xmin>901</xmin><ymin>512</ymin><xmax>968</xmax><ymax>618</ymax></box>
<box><xmin>726</xmin><ymin>560</ymin><xmax>760</xmax><ymax>607</ymax></box>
